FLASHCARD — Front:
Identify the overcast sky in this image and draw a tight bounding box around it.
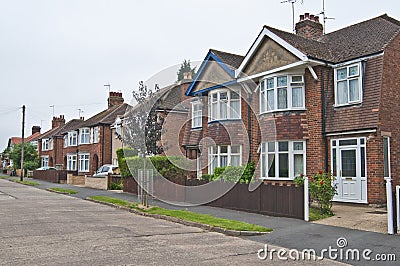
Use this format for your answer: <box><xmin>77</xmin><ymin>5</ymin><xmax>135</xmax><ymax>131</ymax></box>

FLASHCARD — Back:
<box><xmin>1</xmin><ymin>0</ymin><xmax>400</xmax><ymax>149</ymax></box>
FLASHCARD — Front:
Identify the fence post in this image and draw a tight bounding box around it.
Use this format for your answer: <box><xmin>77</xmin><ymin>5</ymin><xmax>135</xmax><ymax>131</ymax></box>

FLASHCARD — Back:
<box><xmin>396</xmin><ymin>186</ymin><xmax>399</xmax><ymax>234</ymax></box>
<box><xmin>386</xmin><ymin>178</ymin><xmax>394</xmax><ymax>235</ymax></box>
<box><xmin>304</xmin><ymin>176</ymin><xmax>309</xmax><ymax>222</ymax></box>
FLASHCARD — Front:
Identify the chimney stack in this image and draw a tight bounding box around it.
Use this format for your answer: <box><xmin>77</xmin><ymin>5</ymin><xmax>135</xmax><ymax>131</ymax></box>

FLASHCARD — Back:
<box><xmin>52</xmin><ymin>115</ymin><xmax>66</xmax><ymax>129</ymax></box>
<box><xmin>32</xmin><ymin>126</ymin><xmax>41</xmax><ymax>135</ymax></box>
<box><xmin>295</xmin><ymin>13</ymin><xmax>323</xmax><ymax>40</ymax></box>
<box><xmin>108</xmin><ymin>91</ymin><xmax>124</xmax><ymax>109</ymax></box>
<box><xmin>183</xmin><ymin>72</ymin><xmax>193</xmax><ymax>80</ymax></box>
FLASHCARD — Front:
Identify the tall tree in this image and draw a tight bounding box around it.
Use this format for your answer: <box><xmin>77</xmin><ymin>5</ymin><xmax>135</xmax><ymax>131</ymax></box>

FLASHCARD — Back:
<box><xmin>9</xmin><ymin>143</ymin><xmax>39</xmax><ymax>170</ymax></box>
<box><xmin>177</xmin><ymin>59</ymin><xmax>196</xmax><ymax>81</ymax></box>
<box><xmin>124</xmin><ymin>81</ymin><xmax>164</xmax><ymax>156</ymax></box>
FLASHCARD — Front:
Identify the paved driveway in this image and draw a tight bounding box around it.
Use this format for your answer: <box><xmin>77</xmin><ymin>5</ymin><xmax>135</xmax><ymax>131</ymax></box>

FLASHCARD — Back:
<box><xmin>0</xmin><ymin>179</ymin><xmax>341</xmax><ymax>265</ymax></box>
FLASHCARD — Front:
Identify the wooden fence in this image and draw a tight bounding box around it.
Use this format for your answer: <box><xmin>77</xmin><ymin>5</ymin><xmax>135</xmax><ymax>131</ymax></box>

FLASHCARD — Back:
<box><xmin>33</xmin><ymin>170</ymin><xmax>68</xmax><ymax>183</ymax></box>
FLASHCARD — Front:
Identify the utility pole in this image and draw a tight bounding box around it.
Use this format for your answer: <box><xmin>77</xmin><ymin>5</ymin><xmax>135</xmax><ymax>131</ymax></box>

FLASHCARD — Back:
<box><xmin>20</xmin><ymin>105</ymin><xmax>25</xmax><ymax>181</ymax></box>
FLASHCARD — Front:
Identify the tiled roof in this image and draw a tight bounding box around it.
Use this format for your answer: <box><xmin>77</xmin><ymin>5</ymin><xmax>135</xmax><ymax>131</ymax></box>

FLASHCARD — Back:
<box><xmin>58</xmin><ymin>119</ymin><xmax>86</xmax><ymax>135</ymax></box>
<box><xmin>266</xmin><ymin>14</ymin><xmax>400</xmax><ymax>63</ymax></box>
<box><xmin>210</xmin><ymin>49</ymin><xmax>244</xmax><ymax>70</ymax></box>
<box><xmin>39</xmin><ymin>126</ymin><xmax>63</xmax><ymax>139</ymax></box>
<box><xmin>25</xmin><ymin>132</ymin><xmax>41</xmax><ymax>142</ymax></box>
<box><xmin>83</xmin><ymin>103</ymin><xmax>129</xmax><ymax>127</ymax></box>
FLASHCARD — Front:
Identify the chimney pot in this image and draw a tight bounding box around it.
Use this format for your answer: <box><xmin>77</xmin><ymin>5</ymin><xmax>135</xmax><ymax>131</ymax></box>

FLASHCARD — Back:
<box><xmin>310</xmin><ymin>14</ymin><xmax>315</xmax><ymax>20</ymax></box>
<box><xmin>305</xmin><ymin>13</ymin><xmax>310</xmax><ymax>19</ymax></box>
<box><xmin>183</xmin><ymin>72</ymin><xmax>192</xmax><ymax>80</ymax></box>
<box><xmin>300</xmin><ymin>14</ymin><xmax>304</xmax><ymax>21</ymax></box>
<box><xmin>315</xmin><ymin>16</ymin><xmax>319</xmax><ymax>22</ymax></box>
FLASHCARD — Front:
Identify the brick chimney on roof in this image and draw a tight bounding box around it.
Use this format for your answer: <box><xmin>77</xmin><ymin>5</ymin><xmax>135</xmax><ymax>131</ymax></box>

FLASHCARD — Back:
<box><xmin>108</xmin><ymin>91</ymin><xmax>124</xmax><ymax>109</ymax></box>
<box><xmin>52</xmin><ymin>115</ymin><xmax>65</xmax><ymax>129</ymax></box>
<box><xmin>32</xmin><ymin>126</ymin><xmax>41</xmax><ymax>135</ymax></box>
<box><xmin>295</xmin><ymin>13</ymin><xmax>323</xmax><ymax>40</ymax></box>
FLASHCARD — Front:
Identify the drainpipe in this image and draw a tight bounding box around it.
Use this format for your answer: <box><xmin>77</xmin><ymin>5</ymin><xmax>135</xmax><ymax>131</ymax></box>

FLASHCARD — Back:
<box><xmin>321</xmin><ymin>68</ymin><xmax>329</xmax><ymax>172</ymax></box>
<box><xmin>247</xmin><ymin>95</ymin><xmax>252</xmax><ymax>163</ymax></box>
<box><xmin>101</xmin><ymin>124</ymin><xmax>105</xmax><ymax>166</ymax></box>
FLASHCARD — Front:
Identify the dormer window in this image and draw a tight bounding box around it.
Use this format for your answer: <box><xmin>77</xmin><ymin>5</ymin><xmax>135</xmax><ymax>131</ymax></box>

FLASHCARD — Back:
<box><xmin>79</xmin><ymin>128</ymin><xmax>90</xmax><ymax>144</ymax></box>
<box><xmin>208</xmin><ymin>89</ymin><xmax>241</xmax><ymax>121</ymax></box>
<box><xmin>335</xmin><ymin>63</ymin><xmax>362</xmax><ymax>106</ymax></box>
<box><xmin>260</xmin><ymin>74</ymin><xmax>305</xmax><ymax>113</ymax></box>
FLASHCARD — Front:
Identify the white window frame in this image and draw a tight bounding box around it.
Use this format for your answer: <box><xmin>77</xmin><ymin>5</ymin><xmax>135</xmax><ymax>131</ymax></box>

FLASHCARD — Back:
<box><xmin>260</xmin><ymin>74</ymin><xmax>305</xmax><ymax>113</ymax></box>
<box><xmin>67</xmin><ymin>131</ymin><xmax>77</xmax><ymax>146</ymax></box>
<box><xmin>260</xmin><ymin>140</ymin><xmax>306</xmax><ymax>180</ymax></box>
<box><xmin>79</xmin><ymin>128</ymin><xmax>90</xmax><ymax>144</ymax></box>
<box><xmin>191</xmin><ymin>100</ymin><xmax>203</xmax><ymax>128</ymax></box>
<box><xmin>66</xmin><ymin>154</ymin><xmax>77</xmax><ymax>171</ymax></box>
<box><xmin>334</xmin><ymin>62</ymin><xmax>363</xmax><ymax>106</ymax></box>
<box><xmin>78</xmin><ymin>153</ymin><xmax>90</xmax><ymax>172</ymax></box>
<box><xmin>93</xmin><ymin>127</ymin><xmax>99</xmax><ymax>143</ymax></box>
<box><xmin>42</xmin><ymin>138</ymin><xmax>53</xmax><ymax>151</ymax></box>
<box><xmin>41</xmin><ymin>156</ymin><xmax>49</xmax><ymax>168</ymax></box>
<box><xmin>208</xmin><ymin>89</ymin><xmax>241</xmax><ymax>122</ymax></box>
<box><xmin>208</xmin><ymin>145</ymin><xmax>242</xmax><ymax>174</ymax></box>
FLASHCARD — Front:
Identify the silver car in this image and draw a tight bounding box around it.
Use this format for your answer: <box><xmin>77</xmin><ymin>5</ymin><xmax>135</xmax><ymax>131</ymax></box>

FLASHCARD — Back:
<box><xmin>93</xmin><ymin>164</ymin><xmax>118</xmax><ymax>177</ymax></box>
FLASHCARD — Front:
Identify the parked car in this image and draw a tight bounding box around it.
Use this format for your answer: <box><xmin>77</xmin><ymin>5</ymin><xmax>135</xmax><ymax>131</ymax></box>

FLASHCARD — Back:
<box><xmin>93</xmin><ymin>164</ymin><xmax>119</xmax><ymax>177</ymax></box>
<box><xmin>36</xmin><ymin>166</ymin><xmax>57</xmax><ymax>170</ymax></box>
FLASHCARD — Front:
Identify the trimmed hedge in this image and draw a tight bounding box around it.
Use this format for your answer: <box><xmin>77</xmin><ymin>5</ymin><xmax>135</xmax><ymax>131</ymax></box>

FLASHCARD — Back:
<box><xmin>202</xmin><ymin>162</ymin><xmax>256</xmax><ymax>184</ymax></box>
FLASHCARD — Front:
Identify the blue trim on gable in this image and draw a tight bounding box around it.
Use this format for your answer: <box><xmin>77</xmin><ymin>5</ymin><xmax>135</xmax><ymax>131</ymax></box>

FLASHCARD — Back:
<box><xmin>185</xmin><ymin>51</ymin><xmax>237</xmax><ymax>96</ymax></box>
<box><xmin>192</xmin><ymin>80</ymin><xmax>237</xmax><ymax>96</ymax></box>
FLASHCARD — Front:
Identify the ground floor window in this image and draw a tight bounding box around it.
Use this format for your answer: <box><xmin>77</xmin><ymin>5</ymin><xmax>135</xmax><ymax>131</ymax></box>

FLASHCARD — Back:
<box><xmin>78</xmin><ymin>153</ymin><xmax>90</xmax><ymax>172</ymax></box>
<box><xmin>41</xmin><ymin>156</ymin><xmax>49</xmax><ymax>168</ymax></box>
<box><xmin>208</xmin><ymin>145</ymin><xmax>241</xmax><ymax>174</ymax></box>
<box><xmin>67</xmin><ymin>154</ymin><xmax>77</xmax><ymax>171</ymax></box>
<box><xmin>260</xmin><ymin>141</ymin><xmax>305</xmax><ymax>180</ymax></box>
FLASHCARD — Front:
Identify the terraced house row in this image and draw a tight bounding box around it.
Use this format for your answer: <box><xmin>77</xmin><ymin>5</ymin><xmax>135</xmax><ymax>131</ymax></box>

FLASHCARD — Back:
<box><xmin>181</xmin><ymin>13</ymin><xmax>400</xmax><ymax>205</ymax></box>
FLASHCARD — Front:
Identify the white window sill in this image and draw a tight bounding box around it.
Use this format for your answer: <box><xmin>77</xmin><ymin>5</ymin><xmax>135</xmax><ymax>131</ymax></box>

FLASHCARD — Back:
<box><xmin>334</xmin><ymin>101</ymin><xmax>362</xmax><ymax>108</ymax></box>
<box><xmin>260</xmin><ymin>178</ymin><xmax>294</xmax><ymax>181</ymax></box>
<box><xmin>260</xmin><ymin>108</ymin><xmax>306</xmax><ymax>115</ymax></box>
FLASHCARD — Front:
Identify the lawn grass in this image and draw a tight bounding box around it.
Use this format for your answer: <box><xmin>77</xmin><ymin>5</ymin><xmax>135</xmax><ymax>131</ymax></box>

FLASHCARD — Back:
<box><xmin>309</xmin><ymin>207</ymin><xmax>334</xmax><ymax>221</ymax></box>
<box><xmin>89</xmin><ymin>196</ymin><xmax>272</xmax><ymax>232</ymax></box>
<box><xmin>49</xmin><ymin>188</ymin><xmax>78</xmax><ymax>194</ymax></box>
<box><xmin>15</xmin><ymin>180</ymin><xmax>40</xmax><ymax>186</ymax></box>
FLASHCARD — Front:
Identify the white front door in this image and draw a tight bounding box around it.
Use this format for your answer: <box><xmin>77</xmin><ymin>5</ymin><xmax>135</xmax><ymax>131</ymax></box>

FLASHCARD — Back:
<box><xmin>332</xmin><ymin>138</ymin><xmax>367</xmax><ymax>203</ymax></box>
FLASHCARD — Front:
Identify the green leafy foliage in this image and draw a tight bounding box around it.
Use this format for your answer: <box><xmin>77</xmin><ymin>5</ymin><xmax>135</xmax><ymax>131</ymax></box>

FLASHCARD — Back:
<box><xmin>9</xmin><ymin>143</ymin><xmax>39</xmax><ymax>170</ymax></box>
<box><xmin>206</xmin><ymin>162</ymin><xmax>256</xmax><ymax>184</ymax></box>
<box><xmin>177</xmin><ymin>59</ymin><xmax>196</xmax><ymax>81</ymax></box>
<box><xmin>294</xmin><ymin>171</ymin><xmax>337</xmax><ymax>215</ymax></box>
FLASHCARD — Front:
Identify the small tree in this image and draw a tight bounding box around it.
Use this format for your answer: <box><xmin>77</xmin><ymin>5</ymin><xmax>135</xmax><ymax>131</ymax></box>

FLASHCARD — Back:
<box><xmin>124</xmin><ymin>81</ymin><xmax>164</xmax><ymax>156</ymax></box>
<box><xmin>9</xmin><ymin>143</ymin><xmax>39</xmax><ymax>171</ymax></box>
<box><xmin>177</xmin><ymin>59</ymin><xmax>196</xmax><ymax>81</ymax></box>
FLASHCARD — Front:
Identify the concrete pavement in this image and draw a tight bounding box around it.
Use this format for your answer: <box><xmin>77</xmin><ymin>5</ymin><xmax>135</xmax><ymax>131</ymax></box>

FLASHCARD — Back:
<box><xmin>0</xmin><ymin>179</ymin><xmax>343</xmax><ymax>265</ymax></box>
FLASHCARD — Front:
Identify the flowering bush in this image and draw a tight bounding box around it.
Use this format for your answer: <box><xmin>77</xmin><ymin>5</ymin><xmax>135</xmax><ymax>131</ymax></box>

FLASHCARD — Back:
<box><xmin>294</xmin><ymin>171</ymin><xmax>337</xmax><ymax>215</ymax></box>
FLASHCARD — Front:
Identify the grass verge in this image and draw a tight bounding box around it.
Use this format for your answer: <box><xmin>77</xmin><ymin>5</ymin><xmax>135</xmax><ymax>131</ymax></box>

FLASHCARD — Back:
<box><xmin>49</xmin><ymin>188</ymin><xmax>78</xmax><ymax>194</ymax></box>
<box><xmin>0</xmin><ymin>175</ymin><xmax>39</xmax><ymax>186</ymax></box>
<box><xmin>89</xmin><ymin>196</ymin><xmax>272</xmax><ymax>233</ymax></box>
<box><xmin>309</xmin><ymin>207</ymin><xmax>334</xmax><ymax>221</ymax></box>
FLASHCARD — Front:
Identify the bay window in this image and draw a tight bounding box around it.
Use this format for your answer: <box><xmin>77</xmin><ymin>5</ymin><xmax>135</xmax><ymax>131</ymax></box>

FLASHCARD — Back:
<box><xmin>260</xmin><ymin>141</ymin><xmax>305</xmax><ymax>179</ymax></box>
<box><xmin>191</xmin><ymin>101</ymin><xmax>202</xmax><ymax>128</ymax></box>
<box><xmin>79</xmin><ymin>128</ymin><xmax>90</xmax><ymax>144</ymax></box>
<box><xmin>78</xmin><ymin>153</ymin><xmax>90</xmax><ymax>172</ymax></box>
<box><xmin>335</xmin><ymin>63</ymin><xmax>362</xmax><ymax>106</ymax></box>
<box><xmin>208</xmin><ymin>89</ymin><xmax>241</xmax><ymax>121</ymax></box>
<box><xmin>260</xmin><ymin>74</ymin><xmax>304</xmax><ymax>113</ymax></box>
<box><xmin>208</xmin><ymin>145</ymin><xmax>241</xmax><ymax>174</ymax></box>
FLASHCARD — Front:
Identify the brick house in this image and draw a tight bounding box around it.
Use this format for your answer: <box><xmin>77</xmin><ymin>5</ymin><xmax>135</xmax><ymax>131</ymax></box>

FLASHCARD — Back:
<box><xmin>183</xmin><ymin>14</ymin><xmax>400</xmax><ymax>204</ymax></box>
<box><xmin>38</xmin><ymin>92</ymin><xmax>128</xmax><ymax>175</ymax></box>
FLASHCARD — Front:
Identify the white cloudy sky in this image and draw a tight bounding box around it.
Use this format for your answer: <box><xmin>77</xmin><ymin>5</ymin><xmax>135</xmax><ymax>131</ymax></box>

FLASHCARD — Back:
<box><xmin>1</xmin><ymin>0</ymin><xmax>400</xmax><ymax>149</ymax></box>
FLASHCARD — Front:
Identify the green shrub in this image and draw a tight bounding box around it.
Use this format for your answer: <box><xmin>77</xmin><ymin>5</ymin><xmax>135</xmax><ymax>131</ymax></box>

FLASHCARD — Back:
<box><xmin>200</xmin><ymin>174</ymin><xmax>214</xmax><ymax>181</ymax></box>
<box><xmin>294</xmin><ymin>171</ymin><xmax>337</xmax><ymax>215</ymax></box>
<box><xmin>212</xmin><ymin>162</ymin><xmax>256</xmax><ymax>184</ymax></box>
<box><xmin>109</xmin><ymin>182</ymin><xmax>123</xmax><ymax>190</ymax></box>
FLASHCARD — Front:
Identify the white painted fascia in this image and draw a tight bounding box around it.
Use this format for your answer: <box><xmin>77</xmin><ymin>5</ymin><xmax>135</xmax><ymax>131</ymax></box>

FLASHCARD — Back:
<box><xmin>235</xmin><ymin>27</ymin><xmax>309</xmax><ymax>78</ymax></box>
<box><xmin>325</xmin><ymin>129</ymin><xmax>377</xmax><ymax>137</ymax></box>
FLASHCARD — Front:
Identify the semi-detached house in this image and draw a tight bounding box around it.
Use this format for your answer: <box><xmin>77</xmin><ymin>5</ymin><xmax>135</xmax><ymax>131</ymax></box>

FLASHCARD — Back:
<box><xmin>38</xmin><ymin>92</ymin><xmax>128</xmax><ymax>175</ymax></box>
<box><xmin>183</xmin><ymin>13</ymin><xmax>400</xmax><ymax>205</ymax></box>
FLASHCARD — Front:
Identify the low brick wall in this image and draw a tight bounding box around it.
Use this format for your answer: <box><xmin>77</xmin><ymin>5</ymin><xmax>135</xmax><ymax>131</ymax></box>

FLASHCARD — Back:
<box><xmin>85</xmin><ymin>176</ymin><xmax>108</xmax><ymax>190</ymax></box>
<box><xmin>67</xmin><ymin>174</ymin><xmax>85</xmax><ymax>186</ymax></box>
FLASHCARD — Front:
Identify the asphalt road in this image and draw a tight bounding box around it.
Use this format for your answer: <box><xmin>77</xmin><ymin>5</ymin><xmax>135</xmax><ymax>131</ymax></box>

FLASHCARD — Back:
<box><xmin>0</xmin><ymin>179</ymin><xmax>344</xmax><ymax>265</ymax></box>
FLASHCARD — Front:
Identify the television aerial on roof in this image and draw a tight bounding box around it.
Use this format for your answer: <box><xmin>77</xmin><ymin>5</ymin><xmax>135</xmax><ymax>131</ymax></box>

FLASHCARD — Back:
<box><xmin>318</xmin><ymin>0</ymin><xmax>335</xmax><ymax>34</ymax></box>
<box><xmin>281</xmin><ymin>0</ymin><xmax>304</xmax><ymax>33</ymax></box>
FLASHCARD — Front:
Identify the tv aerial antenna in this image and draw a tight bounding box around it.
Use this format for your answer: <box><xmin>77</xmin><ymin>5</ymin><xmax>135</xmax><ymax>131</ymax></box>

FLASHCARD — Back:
<box><xmin>281</xmin><ymin>0</ymin><xmax>304</xmax><ymax>33</ymax></box>
<box><xmin>318</xmin><ymin>0</ymin><xmax>335</xmax><ymax>33</ymax></box>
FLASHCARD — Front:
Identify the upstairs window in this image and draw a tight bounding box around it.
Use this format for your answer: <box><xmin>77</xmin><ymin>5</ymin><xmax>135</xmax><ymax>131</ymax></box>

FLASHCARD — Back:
<box><xmin>93</xmin><ymin>127</ymin><xmax>99</xmax><ymax>143</ymax></box>
<box><xmin>208</xmin><ymin>89</ymin><xmax>241</xmax><ymax>121</ymax></box>
<box><xmin>260</xmin><ymin>74</ymin><xmax>304</xmax><ymax>113</ymax></box>
<box><xmin>191</xmin><ymin>101</ymin><xmax>202</xmax><ymax>128</ymax></box>
<box><xmin>335</xmin><ymin>63</ymin><xmax>362</xmax><ymax>106</ymax></box>
<box><xmin>42</xmin><ymin>138</ymin><xmax>53</xmax><ymax>151</ymax></box>
<box><xmin>67</xmin><ymin>131</ymin><xmax>77</xmax><ymax>146</ymax></box>
<box><xmin>79</xmin><ymin>128</ymin><xmax>90</xmax><ymax>144</ymax></box>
